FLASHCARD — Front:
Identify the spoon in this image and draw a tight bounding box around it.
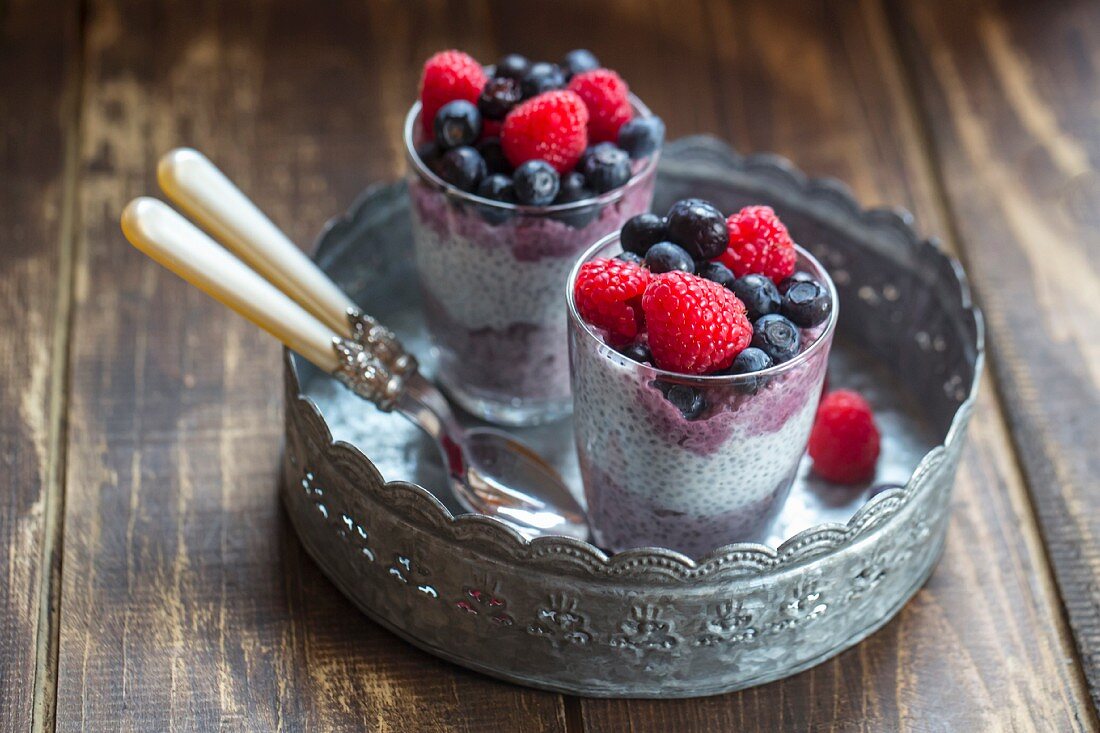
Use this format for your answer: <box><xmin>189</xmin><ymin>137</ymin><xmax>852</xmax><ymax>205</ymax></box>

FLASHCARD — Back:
<box><xmin>122</xmin><ymin>155</ymin><xmax>587</xmax><ymax>541</ymax></box>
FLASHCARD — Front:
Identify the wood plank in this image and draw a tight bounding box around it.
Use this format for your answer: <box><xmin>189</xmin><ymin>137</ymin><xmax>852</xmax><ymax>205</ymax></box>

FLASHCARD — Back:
<box><xmin>531</xmin><ymin>0</ymin><xmax>1093</xmax><ymax>728</ymax></box>
<box><xmin>54</xmin><ymin>1</ymin><xmax>567</xmax><ymax>730</ymax></box>
<box><xmin>888</xmin><ymin>0</ymin><xmax>1100</xmax><ymax>709</ymax></box>
<box><xmin>0</xmin><ymin>0</ymin><xmax>79</xmax><ymax>730</ymax></box>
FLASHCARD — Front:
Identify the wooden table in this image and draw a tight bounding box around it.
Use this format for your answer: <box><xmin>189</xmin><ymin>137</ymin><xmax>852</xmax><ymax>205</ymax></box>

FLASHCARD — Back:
<box><xmin>3</xmin><ymin>0</ymin><xmax>1099</xmax><ymax>730</ymax></box>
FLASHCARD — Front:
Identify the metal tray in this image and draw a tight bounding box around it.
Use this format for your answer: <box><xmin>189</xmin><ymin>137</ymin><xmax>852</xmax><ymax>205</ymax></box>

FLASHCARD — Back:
<box><xmin>281</xmin><ymin>136</ymin><xmax>983</xmax><ymax>698</ymax></box>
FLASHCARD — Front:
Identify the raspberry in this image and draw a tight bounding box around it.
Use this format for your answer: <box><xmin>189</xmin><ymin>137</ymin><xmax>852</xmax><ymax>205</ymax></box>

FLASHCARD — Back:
<box><xmin>501</xmin><ymin>91</ymin><xmax>589</xmax><ymax>173</ymax></box>
<box><xmin>808</xmin><ymin>390</ymin><xmax>881</xmax><ymax>484</ymax></box>
<box><xmin>718</xmin><ymin>206</ymin><xmax>797</xmax><ymax>283</ymax></box>
<box><xmin>641</xmin><ymin>272</ymin><xmax>752</xmax><ymax>374</ymax></box>
<box><xmin>419</xmin><ymin>50</ymin><xmax>488</xmax><ymax>137</ymax></box>
<box><xmin>573</xmin><ymin>258</ymin><xmax>652</xmax><ymax>345</ymax></box>
<box><xmin>568</xmin><ymin>69</ymin><xmax>633</xmax><ymax>143</ymax></box>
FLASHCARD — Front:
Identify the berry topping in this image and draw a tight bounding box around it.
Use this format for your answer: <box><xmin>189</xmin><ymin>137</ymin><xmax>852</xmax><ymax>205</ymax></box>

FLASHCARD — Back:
<box><xmin>620</xmin><ymin>341</ymin><xmax>652</xmax><ymax>364</ymax></box>
<box><xmin>474</xmin><ymin>173</ymin><xmax>516</xmax><ymax>224</ymax></box>
<box><xmin>520</xmin><ymin>62</ymin><xmax>566</xmax><ymax>98</ymax></box>
<box><xmin>501</xmin><ymin>90</ymin><xmax>589</xmax><ymax>173</ymax></box>
<box><xmin>730</xmin><ymin>273</ymin><xmax>781</xmax><ymax>321</ymax></box>
<box><xmin>433</xmin><ymin>100</ymin><xmax>481</xmax><ymax>149</ymax></box>
<box><xmin>781</xmin><ymin>279</ymin><xmax>831</xmax><ymax>327</ymax></box>
<box><xmin>723</xmin><ymin>346</ymin><xmax>774</xmax><ymax>395</ymax></box>
<box><xmin>494</xmin><ymin>53</ymin><xmax>529</xmax><ymax>81</ymax></box>
<box><xmin>720</xmin><ymin>205</ymin><xmax>797</xmax><ymax>282</ymax></box>
<box><xmin>475</xmin><ymin>137</ymin><xmax>512</xmax><ymax>174</ymax></box>
<box><xmin>616</xmin><ymin>251</ymin><xmax>644</xmax><ymax>265</ymax></box>
<box><xmin>579</xmin><ymin>142</ymin><xmax>632</xmax><ymax>192</ymax></box>
<box><xmin>642</xmin><ymin>271</ymin><xmax>752</xmax><ymax>374</ymax></box>
<box><xmin>573</xmin><ymin>258</ymin><xmax>652</xmax><ymax>345</ymax></box>
<box><xmin>750</xmin><ymin>313</ymin><xmax>800</xmax><ymax>363</ymax></box>
<box><xmin>618</xmin><ymin>116</ymin><xmax>665</xmax><ymax>160</ymax></box>
<box><xmin>512</xmin><ymin>159</ymin><xmax>560</xmax><ymax>205</ymax></box>
<box><xmin>621</xmin><ymin>213</ymin><xmax>668</xmax><ymax>255</ymax></box>
<box><xmin>644</xmin><ymin>242</ymin><xmax>695</xmax><ymax>274</ymax></box>
<box><xmin>658</xmin><ymin>381</ymin><xmax>706</xmax><ymax>421</ymax></box>
<box><xmin>419</xmin><ymin>50</ymin><xmax>488</xmax><ymax>136</ymax></box>
<box><xmin>562</xmin><ymin>49</ymin><xmax>600</xmax><ymax>79</ymax></box>
<box><xmin>777</xmin><ymin>270</ymin><xmax>815</xmax><ymax>294</ymax></box>
<box><xmin>809</xmin><ymin>390</ymin><xmax>881</xmax><ymax>484</ymax></box>
<box><xmin>552</xmin><ymin>171</ymin><xmax>599</xmax><ymax>228</ymax></box>
<box><xmin>666</xmin><ymin>199</ymin><xmax>728</xmax><ymax>260</ymax></box>
<box><xmin>478</xmin><ymin>77</ymin><xmax>522</xmax><ymax>120</ymax></box>
<box><xmin>698</xmin><ymin>261</ymin><xmax>736</xmax><ymax>290</ymax></box>
<box><xmin>476</xmin><ymin>173</ymin><xmax>516</xmax><ymax>202</ymax></box>
<box><xmin>436</xmin><ymin>146</ymin><xmax>486</xmax><ymax>191</ymax></box>
<box><xmin>568</xmin><ymin>68</ymin><xmax>633</xmax><ymax>143</ymax></box>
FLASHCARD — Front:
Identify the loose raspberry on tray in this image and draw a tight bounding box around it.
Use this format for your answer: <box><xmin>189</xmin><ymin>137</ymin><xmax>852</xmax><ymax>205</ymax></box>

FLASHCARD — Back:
<box><xmin>573</xmin><ymin>258</ymin><xmax>652</xmax><ymax>345</ymax></box>
<box><xmin>809</xmin><ymin>390</ymin><xmax>881</xmax><ymax>484</ymax></box>
<box><xmin>719</xmin><ymin>205</ymin><xmax>798</xmax><ymax>283</ymax></box>
<box><xmin>567</xmin><ymin>68</ymin><xmax>633</xmax><ymax>143</ymax></box>
<box><xmin>419</xmin><ymin>50</ymin><xmax>487</xmax><ymax>137</ymax></box>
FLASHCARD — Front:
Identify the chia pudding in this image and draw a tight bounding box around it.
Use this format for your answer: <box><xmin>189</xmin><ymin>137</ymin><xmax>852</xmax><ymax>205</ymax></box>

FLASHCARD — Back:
<box><xmin>405</xmin><ymin>49</ymin><xmax>663</xmax><ymax>426</ymax></box>
<box><xmin>568</xmin><ymin>215</ymin><xmax>837</xmax><ymax>557</ymax></box>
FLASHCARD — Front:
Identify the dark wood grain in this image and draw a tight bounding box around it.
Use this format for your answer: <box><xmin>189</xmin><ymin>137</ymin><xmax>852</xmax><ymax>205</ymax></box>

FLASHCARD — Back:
<box><xmin>29</xmin><ymin>0</ymin><xmax>1100</xmax><ymax>729</ymax></box>
<box><xmin>888</xmin><ymin>0</ymin><xmax>1100</xmax><ymax>709</ymax></box>
<box><xmin>53</xmin><ymin>1</ymin><xmax>567</xmax><ymax>730</ymax></box>
<box><xmin>0</xmin><ymin>0</ymin><xmax>78</xmax><ymax>730</ymax></box>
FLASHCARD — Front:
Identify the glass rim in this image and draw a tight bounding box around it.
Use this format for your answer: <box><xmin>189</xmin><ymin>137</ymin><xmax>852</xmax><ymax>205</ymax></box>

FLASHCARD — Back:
<box><xmin>566</xmin><ymin>234</ymin><xmax>840</xmax><ymax>386</ymax></box>
<box><xmin>403</xmin><ymin>94</ymin><xmax>660</xmax><ymax>214</ymax></box>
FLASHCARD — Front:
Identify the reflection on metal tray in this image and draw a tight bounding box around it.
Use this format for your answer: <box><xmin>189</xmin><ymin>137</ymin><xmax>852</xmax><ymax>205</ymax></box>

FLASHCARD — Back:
<box><xmin>281</xmin><ymin>136</ymin><xmax>982</xmax><ymax>697</ymax></box>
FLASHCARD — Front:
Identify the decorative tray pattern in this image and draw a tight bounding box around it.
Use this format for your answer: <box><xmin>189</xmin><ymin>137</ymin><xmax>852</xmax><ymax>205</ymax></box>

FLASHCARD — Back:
<box><xmin>280</xmin><ymin>137</ymin><xmax>983</xmax><ymax>697</ymax></box>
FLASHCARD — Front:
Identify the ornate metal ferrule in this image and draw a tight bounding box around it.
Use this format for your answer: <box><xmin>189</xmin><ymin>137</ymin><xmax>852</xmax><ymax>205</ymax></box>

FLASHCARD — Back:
<box><xmin>347</xmin><ymin>307</ymin><xmax>418</xmax><ymax>377</ymax></box>
<box><xmin>331</xmin><ymin>337</ymin><xmax>405</xmax><ymax>411</ymax></box>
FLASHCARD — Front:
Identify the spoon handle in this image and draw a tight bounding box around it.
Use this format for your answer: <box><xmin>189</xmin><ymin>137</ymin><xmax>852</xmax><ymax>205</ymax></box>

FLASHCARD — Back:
<box><xmin>121</xmin><ymin>197</ymin><xmax>405</xmax><ymax>410</ymax></box>
<box><xmin>157</xmin><ymin>148</ymin><xmax>417</xmax><ymax>378</ymax></box>
<box><xmin>157</xmin><ymin>148</ymin><xmax>354</xmax><ymax>334</ymax></box>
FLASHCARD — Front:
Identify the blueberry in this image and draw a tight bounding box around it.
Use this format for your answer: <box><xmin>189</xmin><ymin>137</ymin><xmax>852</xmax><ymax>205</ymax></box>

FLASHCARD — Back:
<box><xmin>731</xmin><ymin>273</ymin><xmax>782</xmax><ymax>321</ymax></box>
<box><xmin>698</xmin><ymin>261</ymin><xmax>736</xmax><ymax>290</ymax></box>
<box><xmin>478</xmin><ymin>77</ymin><xmax>522</xmax><ymax>120</ymax></box>
<box><xmin>751</xmin><ymin>313</ymin><xmax>801</xmax><ymax>363</ymax></box>
<box><xmin>620</xmin><ymin>342</ymin><xmax>652</xmax><ymax>364</ymax></box>
<box><xmin>520</xmin><ymin>62</ymin><xmax>565</xmax><ymax>98</ymax></box>
<box><xmin>620</xmin><ymin>213</ymin><xmax>668</xmax><ymax>255</ymax></box>
<box><xmin>552</xmin><ymin>171</ymin><xmax>599</xmax><ymax>228</ymax></box>
<box><xmin>616</xmin><ymin>251</ymin><xmax>644</xmax><ymax>265</ymax></box>
<box><xmin>645</xmin><ymin>242</ymin><xmax>695</xmax><ymax>274</ymax></box>
<box><xmin>777</xmin><ymin>270</ymin><xmax>815</xmax><ymax>294</ymax></box>
<box><xmin>618</xmin><ymin>116</ymin><xmax>665</xmax><ymax>159</ymax></box>
<box><xmin>724</xmin><ymin>347</ymin><xmax>774</xmax><ymax>395</ymax></box>
<box><xmin>476</xmin><ymin>137</ymin><xmax>512</xmax><ymax>175</ymax></box>
<box><xmin>475</xmin><ymin>173</ymin><xmax>517</xmax><ymax>224</ymax></box>
<box><xmin>513</xmin><ymin>159</ymin><xmax>560</xmax><ymax>205</ymax></box>
<box><xmin>433</xmin><ymin>100</ymin><xmax>481</xmax><ymax>149</ymax></box>
<box><xmin>436</xmin><ymin>146</ymin><xmax>486</xmax><ymax>192</ymax></box>
<box><xmin>665</xmin><ymin>199</ymin><xmax>727</xmax><ymax>260</ymax></box>
<box><xmin>580</xmin><ymin>143</ymin><xmax>632</xmax><ymax>193</ymax></box>
<box><xmin>781</xmin><ymin>280</ymin><xmax>832</xmax><ymax>327</ymax></box>
<box><xmin>495</xmin><ymin>54</ymin><xmax>529</xmax><ymax>81</ymax></box>
<box><xmin>657</xmin><ymin>381</ymin><xmax>706</xmax><ymax>421</ymax></box>
<box><xmin>561</xmin><ymin>49</ymin><xmax>600</xmax><ymax>78</ymax></box>
<box><xmin>416</xmin><ymin>141</ymin><xmax>442</xmax><ymax>174</ymax></box>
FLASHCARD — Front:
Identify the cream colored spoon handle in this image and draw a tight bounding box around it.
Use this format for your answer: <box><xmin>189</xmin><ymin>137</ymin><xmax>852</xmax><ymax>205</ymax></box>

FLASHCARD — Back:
<box><xmin>121</xmin><ymin>197</ymin><xmax>340</xmax><ymax>372</ymax></box>
<box><xmin>157</xmin><ymin>148</ymin><xmax>356</xmax><ymax>336</ymax></box>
